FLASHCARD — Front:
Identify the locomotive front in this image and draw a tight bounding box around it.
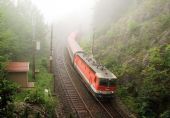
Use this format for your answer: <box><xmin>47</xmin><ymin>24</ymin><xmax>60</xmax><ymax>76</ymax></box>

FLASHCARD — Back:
<box><xmin>95</xmin><ymin>73</ymin><xmax>117</xmax><ymax>99</ymax></box>
<box><xmin>67</xmin><ymin>32</ymin><xmax>117</xmax><ymax>100</ymax></box>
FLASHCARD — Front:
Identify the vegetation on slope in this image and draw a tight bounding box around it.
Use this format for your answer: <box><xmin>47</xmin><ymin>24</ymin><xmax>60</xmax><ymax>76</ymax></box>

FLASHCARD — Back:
<box><xmin>80</xmin><ymin>0</ymin><xmax>170</xmax><ymax>117</ymax></box>
<box><xmin>0</xmin><ymin>0</ymin><xmax>56</xmax><ymax>117</ymax></box>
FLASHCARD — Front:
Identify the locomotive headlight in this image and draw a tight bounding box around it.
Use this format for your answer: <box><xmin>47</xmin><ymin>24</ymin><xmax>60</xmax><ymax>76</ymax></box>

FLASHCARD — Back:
<box><xmin>111</xmin><ymin>91</ymin><xmax>114</xmax><ymax>93</ymax></box>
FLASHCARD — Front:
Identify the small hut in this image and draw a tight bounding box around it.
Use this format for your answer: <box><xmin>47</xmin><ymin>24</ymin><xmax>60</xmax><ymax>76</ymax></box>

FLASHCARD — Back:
<box><xmin>6</xmin><ymin>62</ymin><xmax>34</xmax><ymax>88</ymax></box>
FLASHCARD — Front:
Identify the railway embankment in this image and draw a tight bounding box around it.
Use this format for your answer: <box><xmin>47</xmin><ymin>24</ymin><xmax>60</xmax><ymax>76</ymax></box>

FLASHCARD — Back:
<box><xmin>54</xmin><ymin>38</ymin><xmax>130</xmax><ymax>118</ymax></box>
<box><xmin>79</xmin><ymin>0</ymin><xmax>170</xmax><ymax>117</ymax></box>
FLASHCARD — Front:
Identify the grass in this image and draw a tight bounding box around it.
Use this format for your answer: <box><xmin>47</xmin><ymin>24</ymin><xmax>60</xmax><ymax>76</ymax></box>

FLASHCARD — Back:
<box><xmin>14</xmin><ymin>58</ymin><xmax>57</xmax><ymax>116</ymax></box>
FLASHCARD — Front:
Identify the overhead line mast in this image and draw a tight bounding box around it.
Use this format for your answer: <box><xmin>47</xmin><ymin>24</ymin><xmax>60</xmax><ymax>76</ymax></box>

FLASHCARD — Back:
<box><xmin>92</xmin><ymin>28</ymin><xmax>95</xmax><ymax>57</ymax></box>
<box><xmin>49</xmin><ymin>24</ymin><xmax>53</xmax><ymax>73</ymax></box>
<box><xmin>32</xmin><ymin>15</ymin><xmax>36</xmax><ymax>80</ymax></box>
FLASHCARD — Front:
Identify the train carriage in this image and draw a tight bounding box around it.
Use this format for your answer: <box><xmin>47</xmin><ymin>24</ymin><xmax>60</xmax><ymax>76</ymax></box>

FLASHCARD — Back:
<box><xmin>67</xmin><ymin>32</ymin><xmax>117</xmax><ymax>99</ymax></box>
<box><xmin>67</xmin><ymin>32</ymin><xmax>83</xmax><ymax>62</ymax></box>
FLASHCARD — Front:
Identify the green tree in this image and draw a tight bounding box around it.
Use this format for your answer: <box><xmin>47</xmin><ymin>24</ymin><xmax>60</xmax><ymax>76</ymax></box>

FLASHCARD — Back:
<box><xmin>139</xmin><ymin>45</ymin><xmax>170</xmax><ymax>117</ymax></box>
<box><xmin>0</xmin><ymin>0</ymin><xmax>47</xmax><ymax>61</ymax></box>
<box><xmin>82</xmin><ymin>0</ymin><xmax>170</xmax><ymax>117</ymax></box>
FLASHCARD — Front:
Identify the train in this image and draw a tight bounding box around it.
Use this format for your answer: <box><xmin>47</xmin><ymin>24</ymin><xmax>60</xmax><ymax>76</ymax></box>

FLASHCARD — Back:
<box><xmin>67</xmin><ymin>32</ymin><xmax>117</xmax><ymax>99</ymax></box>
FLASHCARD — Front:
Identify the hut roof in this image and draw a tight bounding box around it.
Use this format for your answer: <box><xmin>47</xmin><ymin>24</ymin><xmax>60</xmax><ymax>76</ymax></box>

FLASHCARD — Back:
<box><xmin>6</xmin><ymin>62</ymin><xmax>29</xmax><ymax>72</ymax></box>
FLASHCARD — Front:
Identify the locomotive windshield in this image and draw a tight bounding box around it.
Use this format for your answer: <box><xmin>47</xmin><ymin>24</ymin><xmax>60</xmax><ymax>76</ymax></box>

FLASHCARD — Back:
<box><xmin>99</xmin><ymin>79</ymin><xmax>116</xmax><ymax>87</ymax></box>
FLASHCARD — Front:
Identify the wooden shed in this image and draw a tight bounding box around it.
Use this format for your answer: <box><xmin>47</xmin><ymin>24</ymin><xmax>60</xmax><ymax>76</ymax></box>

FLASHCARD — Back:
<box><xmin>6</xmin><ymin>62</ymin><xmax>34</xmax><ymax>88</ymax></box>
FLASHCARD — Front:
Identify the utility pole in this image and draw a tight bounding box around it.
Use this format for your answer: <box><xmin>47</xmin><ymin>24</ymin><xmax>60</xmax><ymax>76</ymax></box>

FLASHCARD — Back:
<box><xmin>50</xmin><ymin>24</ymin><xmax>55</xmax><ymax>93</ymax></box>
<box><xmin>32</xmin><ymin>15</ymin><xmax>36</xmax><ymax>80</ymax></box>
<box><xmin>49</xmin><ymin>24</ymin><xmax>53</xmax><ymax>73</ymax></box>
<box><xmin>92</xmin><ymin>28</ymin><xmax>95</xmax><ymax>57</ymax></box>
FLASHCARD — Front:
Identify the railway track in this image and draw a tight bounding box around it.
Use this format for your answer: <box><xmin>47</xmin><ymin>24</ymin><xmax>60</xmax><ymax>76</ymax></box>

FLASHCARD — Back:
<box><xmin>53</xmin><ymin>37</ymin><xmax>130</xmax><ymax>117</ymax></box>
<box><xmin>64</xmin><ymin>48</ymin><xmax>129</xmax><ymax>118</ymax></box>
<box><xmin>54</xmin><ymin>43</ymin><xmax>94</xmax><ymax>118</ymax></box>
<box><xmin>101</xmin><ymin>102</ymin><xmax>127</xmax><ymax>118</ymax></box>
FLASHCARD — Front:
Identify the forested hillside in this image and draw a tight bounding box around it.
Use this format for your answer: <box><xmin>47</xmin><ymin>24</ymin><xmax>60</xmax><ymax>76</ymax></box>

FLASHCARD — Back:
<box><xmin>80</xmin><ymin>0</ymin><xmax>170</xmax><ymax>117</ymax></box>
<box><xmin>0</xmin><ymin>0</ymin><xmax>47</xmax><ymax>61</ymax></box>
<box><xmin>0</xmin><ymin>0</ymin><xmax>55</xmax><ymax>117</ymax></box>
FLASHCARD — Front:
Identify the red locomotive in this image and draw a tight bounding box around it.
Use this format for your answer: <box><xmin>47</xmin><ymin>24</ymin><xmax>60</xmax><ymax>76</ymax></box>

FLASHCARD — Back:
<box><xmin>67</xmin><ymin>32</ymin><xmax>117</xmax><ymax>99</ymax></box>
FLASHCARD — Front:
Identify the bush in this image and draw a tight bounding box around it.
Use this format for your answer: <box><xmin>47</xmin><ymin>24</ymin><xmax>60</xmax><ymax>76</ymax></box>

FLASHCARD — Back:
<box><xmin>128</xmin><ymin>19</ymin><xmax>140</xmax><ymax>33</ymax></box>
<box><xmin>25</xmin><ymin>59</ymin><xmax>56</xmax><ymax>116</ymax></box>
<box><xmin>41</xmin><ymin>59</ymin><xmax>48</xmax><ymax>69</ymax></box>
<box><xmin>24</xmin><ymin>90</ymin><xmax>45</xmax><ymax>105</ymax></box>
<box><xmin>160</xmin><ymin>110</ymin><xmax>170</xmax><ymax>118</ymax></box>
<box><xmin>138</xmin><ymin>44</ymin><xmax>170</xmax><ymax>117</ymax></box>
<box><xmin>24</xmin><ymin>89</ymin><xmax>56</xmax><ymax>117</ymax></box>
<box><xmin>0</xmin><ymin>79</ymin><xmax>18</xmax><ymax>117</ymax></box>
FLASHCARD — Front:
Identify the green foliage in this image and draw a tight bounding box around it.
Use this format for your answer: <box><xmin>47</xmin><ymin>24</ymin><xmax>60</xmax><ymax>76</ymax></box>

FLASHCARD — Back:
<box><xmin>0</xmin><ymin>0</ymin><xmax>47</xmax><ymax>61</ymax></box>
<box><xmin>117</xmin><ymin>86</ymin><xmax>128</xmax><ymax>97</ymax></box>
<box><xmin>41</xmin><ymin>59</ymin><xmax>48</xmax><ymax>69</ymax></box>
<box><xmin>0</xmin><ymin>0</ymin><xmax>54</xmax><ymax>117</ymax></box>
<box><xmin>24</xmin><ymin>85</ymin><xmax>56</xmax><ymax>117</ymax></box>
<box><xmin>128</xmin><ymin>19</ymin><xmax>140</xmax><ymax>33</ymax></box>
<box><xmin>14</xmin><ymin>59</ymin><xmax>56</xmax><ymax>117</ymax></box>
<box><xmin>0</xmin><ymin>55</ymin><xmax>17</xmax><ymax>117</ymax></box>
<box><xmin>0</xmin><ymin>79</ymin><xmax>18</xmax><ymax>117</ymax></box>
<box><xmin>124</xmin><ymin>96</ymin><xmax>139</xmax><ymax>113</ymax></box>
<box><xmin>35</xmin><ymin>60</ymin><xmax>56</xmax><ymax>116</ymax></box>
<box><xmin>36</xmin><ymin>68</ymin><xmax>53</xmax><ymax>90</ymax></box>
<box><xmin>0</xmin><ymin>79</ymin><xmax>18</xmax><ymax>106</ymax></box>
<box><xmin>0</xmin><ymin>56</ymin><xmax>8</xmax><ymax>79</ymax></box>
<box><xmin>24</xmin><ymin>90</ymin><xmax>45</xmax><ymax>104</ymax></box>
<box><xmin>159</xmin><ymin>15</ymin><xmax>170</xmax><ymax>30</ymax></box>
<box><xmin>160</xmin><ymin>110</ymin><xmax>170</xmax><ymax>118</ymax></box>
<box><xmin>79</xmin><ymin>36</ymin><xmax>92</xmax><ymax>54</ymax></box>
<box><xmin>81</xmin><ymin>0</ymin><xmax>170</xmax><ymax>117</ymax></box>
<box><xmin>138</xmin><ymin>45</ymin><xmax>170</xmax><ymax>117</ymax></box>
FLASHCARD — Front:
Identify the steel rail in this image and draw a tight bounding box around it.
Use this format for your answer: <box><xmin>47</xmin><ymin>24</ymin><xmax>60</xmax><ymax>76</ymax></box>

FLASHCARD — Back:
<box><xmin>63</xmin><ymin>51</ymin><xmax>95</xmax><ymax>118</ymax></box>
<box><xmin>64</xmin><ymin>49</ymin><xmax>127</xmax><ymax>118</ymax></box>
<box><xmin>55</xmin><ymin>45</ymin><xmax>94</xmax><ymax>118</ymax></box>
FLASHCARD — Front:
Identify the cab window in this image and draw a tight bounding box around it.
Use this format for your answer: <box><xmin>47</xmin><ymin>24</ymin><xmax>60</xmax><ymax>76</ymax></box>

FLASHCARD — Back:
<box><xmin>99</xmin><ymin>78</ymin><xmax>116</xmax><ymax>87</ymax></box>
<box><xmin>109</xmin><ymin>79</ymin><xmax>116</xmax><ymax>86</ymax></box>
<box><xmin>99</xmin><ymin>79</ymin><xmax>107</xmax><ymax>86</ymax></box>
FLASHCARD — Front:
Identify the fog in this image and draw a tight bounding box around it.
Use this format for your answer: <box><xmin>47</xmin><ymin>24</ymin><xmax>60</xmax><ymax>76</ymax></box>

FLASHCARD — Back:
<box><xmin>28</xmin><ymin>0</ymin><xmax>135</xmax><ymax>38</ymax></box>
<box><xmin>27</xmin><ymin>0</ymin><xmax>99</xmax><ymax>40</ymax></box>
<box><xmin>32</xmin><ymin>0</ymin><xmax>95</xmax><ymax>21</ymax></box>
